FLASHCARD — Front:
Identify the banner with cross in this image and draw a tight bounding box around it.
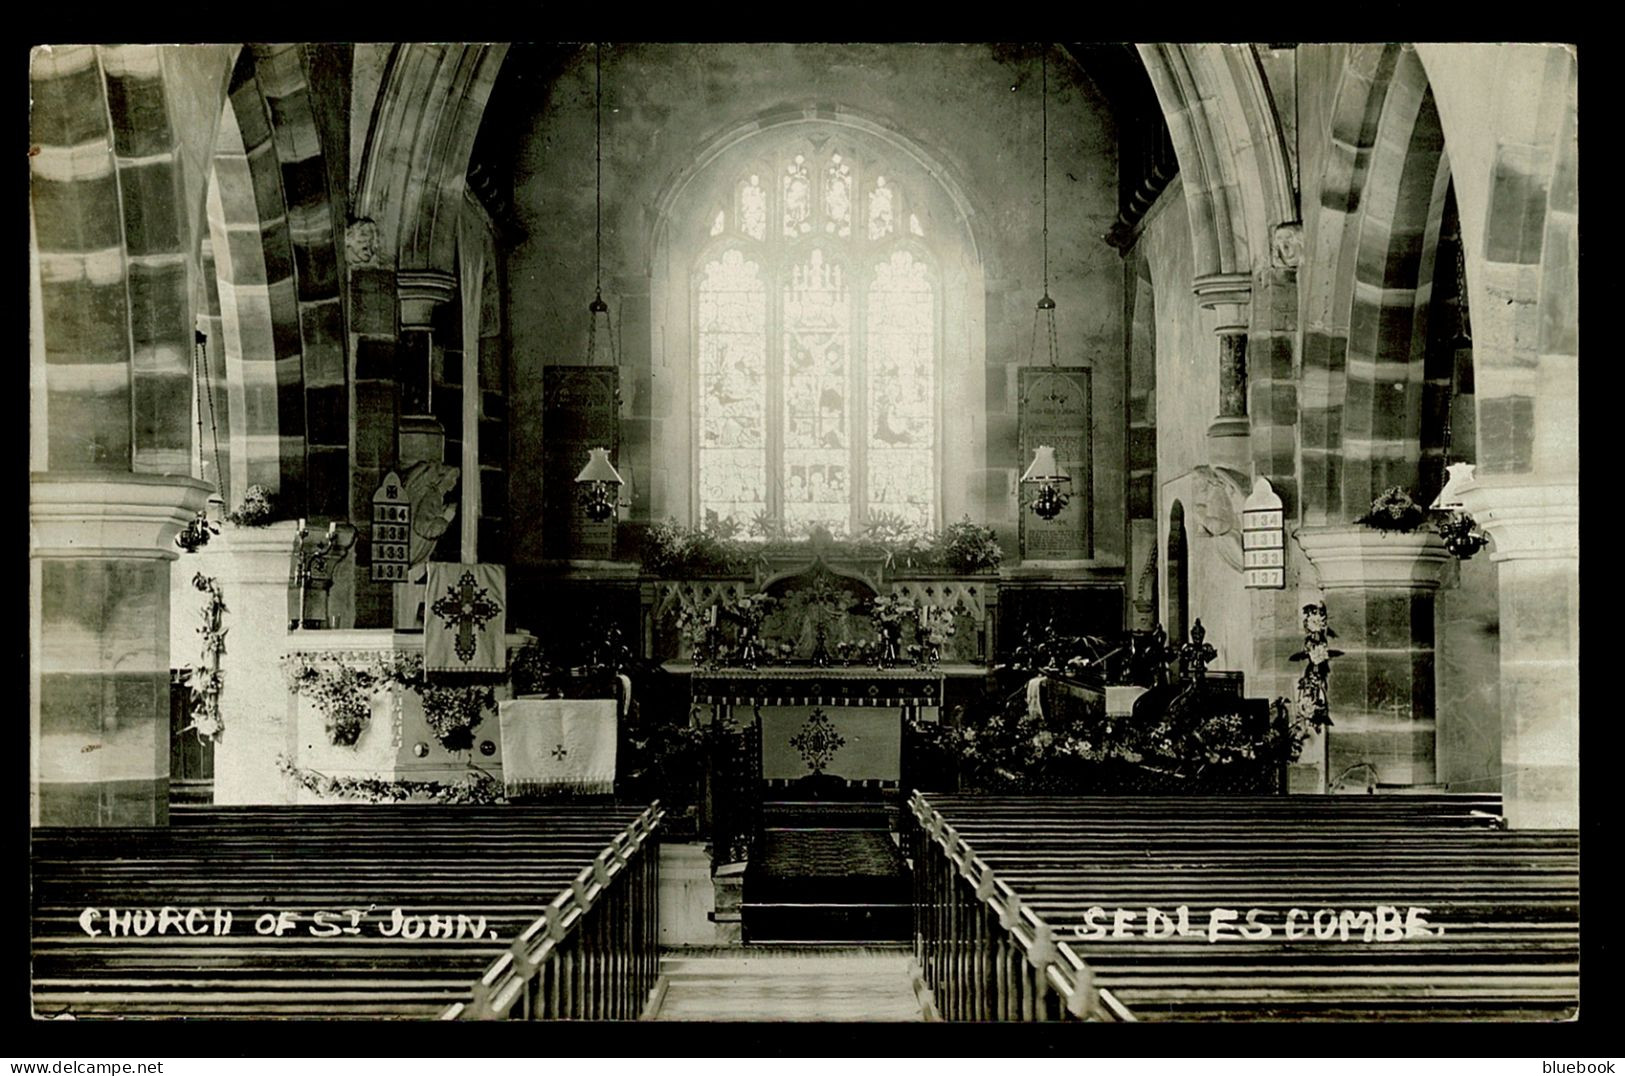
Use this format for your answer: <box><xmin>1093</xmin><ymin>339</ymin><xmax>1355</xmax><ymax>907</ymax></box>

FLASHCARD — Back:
<box><xmin>424</xmin><ymin>562</ymin><xmax>507</xmax><ymax>674</ymax></box>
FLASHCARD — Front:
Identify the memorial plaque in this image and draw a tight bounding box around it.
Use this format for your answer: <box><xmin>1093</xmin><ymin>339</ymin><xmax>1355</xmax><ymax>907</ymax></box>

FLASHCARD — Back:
<box><xmin>1018</xmin><ymin>367</ymin><xmax>1092</xmax><ymax>559</ymax></box>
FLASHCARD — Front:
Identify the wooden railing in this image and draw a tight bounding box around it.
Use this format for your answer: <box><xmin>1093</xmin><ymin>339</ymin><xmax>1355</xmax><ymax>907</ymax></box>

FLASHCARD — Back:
<box><xmin>446</xmin><ymin>802</ymin><xmax>665</xmax><ymax>1020</ymax></box>
<box><xmin>907</xmin><ymin>792</ymin><xmax>1129</xmax><ymax>1021</ymax></box>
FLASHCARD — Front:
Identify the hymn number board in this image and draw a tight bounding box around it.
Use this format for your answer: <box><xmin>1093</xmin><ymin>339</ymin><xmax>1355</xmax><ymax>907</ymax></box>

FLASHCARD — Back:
<box><xmin>1018</xmin><ymin>367</ymin><xmax>1092</xmax><ymax>560</ymax></box>
<box><xmin>543</xmin><ymin>366</ymin><xmax>620</xmax><ymax>560</ymax></box>
<box><xmin>371</xmin><ymin>471</ymin><xmax>411</xmax><ymax>583</ymax></box>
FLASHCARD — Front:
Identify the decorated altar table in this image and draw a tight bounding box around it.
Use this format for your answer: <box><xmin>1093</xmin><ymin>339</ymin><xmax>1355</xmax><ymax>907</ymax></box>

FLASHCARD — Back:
<box><xmin>678</xmin><ymin>665</ymin><xmax>960</xmax><ymax>791</ymax></box>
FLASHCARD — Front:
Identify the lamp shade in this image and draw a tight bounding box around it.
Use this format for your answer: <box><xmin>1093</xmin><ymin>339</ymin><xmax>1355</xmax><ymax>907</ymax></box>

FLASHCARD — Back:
<box><xmin>575</xmin><ymin>447</ymin><xmax>624</xmax><ymax>486</ymax></box>
<box><xmin>1431</xmin><ymin>462</ymin><xmax>1478</xmax><ymax>511</ymax></box>
<box><xmin>1021</xmin><ymin>445</ymin><xmax>1069</xmax><ymax>484</ymax></box>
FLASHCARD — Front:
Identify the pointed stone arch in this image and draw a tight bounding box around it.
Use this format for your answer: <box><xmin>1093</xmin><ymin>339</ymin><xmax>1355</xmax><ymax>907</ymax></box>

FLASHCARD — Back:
<box><xmin>353</xmin><ymin>43</ymin><xmax>510</xmax><ymax>277</ymax></box>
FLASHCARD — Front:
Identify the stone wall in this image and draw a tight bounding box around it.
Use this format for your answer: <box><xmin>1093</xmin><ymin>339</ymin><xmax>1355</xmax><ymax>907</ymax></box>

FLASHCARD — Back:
<box><xmin>501</xmin><ymin>43</ymin><xmax>1123</xmax><ymax>573</ymax></box>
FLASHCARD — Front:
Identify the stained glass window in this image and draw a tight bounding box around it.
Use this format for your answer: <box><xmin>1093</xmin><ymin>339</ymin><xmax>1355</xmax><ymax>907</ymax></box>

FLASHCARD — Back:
<box><xmin>698</xmin><ymin>146</ymin><xmax>937</xmax><ymax>536</ymax></box>
<box><xmin>866</xmin><ymin>251</ymin><xmax>934</xmax><ymax>530</ymax></box>
<box><xmin>697</xmin><ymin>250</ymin><xmax>768</xmax><ymax>525</ymax></box>
<box><xmin>868</xmin><ymin>177</ymin><xmax>894</xmax><ymax>240</ymax></box>
<box><xmin>738</xmin><ymin>174</ymin><xmax>766</xmax><ymax>241</ymax></box>
<box><xmin>783</xmin><ymin>250</ymin><xmax>852</xmax><ymax>532</ymax></box>
<box><xmin>783</xmin><ymin>155</ymin><xmax>811</xmax><ymax>237</ymax></box>
<box><xmin>824</xmin><ymin>154</ymin><xmax>852</xmax><ymax>238</ymax></box>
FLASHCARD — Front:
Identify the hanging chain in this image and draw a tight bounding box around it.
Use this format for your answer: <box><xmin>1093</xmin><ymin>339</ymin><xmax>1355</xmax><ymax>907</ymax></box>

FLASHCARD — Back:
<box><xmin>195</xmin><ymin>330</ymin><xmax>227</xmax><ymax>503</ymax></box>
<box><xmin>594</xmin><ymin>41</ymin><xmax>605</xmax><ymax>311</ymax></box>
<box><xmin>1025</xmin><ymin>46</ymin><xmax>1058</xmax><ymax>371</ymax></box>
<box><xmin>1041</xmin><ymin>47</ymin><xmax>1050</xmax><ymax>301</ymax></box>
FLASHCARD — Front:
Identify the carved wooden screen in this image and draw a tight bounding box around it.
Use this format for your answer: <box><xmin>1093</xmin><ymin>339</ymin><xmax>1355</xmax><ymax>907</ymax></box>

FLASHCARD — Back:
<box><xmin>1018</xmin><ymin>366</ymin><xmax>1092</xmax><ymax>559</ymax></box>
<box><xmin>542</xmin><ymin>366</ymin><xmax>620</xmax><ymax>560</ymax></box>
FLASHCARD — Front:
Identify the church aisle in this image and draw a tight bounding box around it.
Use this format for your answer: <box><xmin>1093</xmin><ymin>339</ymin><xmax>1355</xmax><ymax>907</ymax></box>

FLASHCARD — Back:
<box><xmin>646</xmin><ymin>947</ymin><xmax>928</xmax><ymax>1021</ymax></box>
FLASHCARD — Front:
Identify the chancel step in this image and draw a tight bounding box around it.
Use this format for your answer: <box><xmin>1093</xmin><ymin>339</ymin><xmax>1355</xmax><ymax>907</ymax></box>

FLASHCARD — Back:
<box><xmin>646</xmin><ymin>948</ymin><xmax>927</xmax><ymax>1021</ymax></box>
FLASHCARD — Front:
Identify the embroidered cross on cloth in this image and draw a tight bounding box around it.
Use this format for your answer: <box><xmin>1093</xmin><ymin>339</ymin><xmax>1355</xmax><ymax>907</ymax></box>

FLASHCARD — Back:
<box><xmin>498</xmin><ymin>698</ymin><xmax>617</xmax><ymax>797</ymax></box>
<box><xmin>425</xmin><ymin>562</ymin><xmax>506</xmax><ymax>673</ymax></box>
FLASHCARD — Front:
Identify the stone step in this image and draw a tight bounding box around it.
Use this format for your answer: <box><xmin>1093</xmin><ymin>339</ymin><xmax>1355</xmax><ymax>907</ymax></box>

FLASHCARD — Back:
<box><xmin>646</xmin><ymin>950</ymin><xmax>926</xmax><ymax>1022</ymax></box>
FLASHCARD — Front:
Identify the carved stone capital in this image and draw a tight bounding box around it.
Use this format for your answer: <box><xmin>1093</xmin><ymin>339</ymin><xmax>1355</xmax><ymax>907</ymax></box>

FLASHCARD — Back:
<box><xmin>1453</xmin><ymin>475</ymin><xmax>1578</xmax><ymax>565</ymax></box>
<box><xmin>397</xmin><ymin>269</ymin><xmax>458</xmax><ymax>330</ymax></box>
<box><xmin>30</xmin><ymin>472</ymin><xmax>212</xmax><ymax>560</ymax></box>
<box><xmin>1192</xmin><ymin>272</ymin><xmax>1252</xmax><ymax>334</ymax></box>
<box><xmin>1296</xmin><ymin>525</ymin><xmax>1452</xmax><ymax>590</ymax></box>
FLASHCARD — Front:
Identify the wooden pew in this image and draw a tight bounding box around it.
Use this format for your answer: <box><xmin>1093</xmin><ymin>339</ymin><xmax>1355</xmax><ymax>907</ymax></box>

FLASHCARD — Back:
<box><xmin>32</xmin><ymin>803</ymin><xmax>661</xmax><ymax>1020</ymax></box>
<box><xmin>910</xmin><ymin>794</ymin><xmax>1579</xmax><ymax>1022</ymax></box>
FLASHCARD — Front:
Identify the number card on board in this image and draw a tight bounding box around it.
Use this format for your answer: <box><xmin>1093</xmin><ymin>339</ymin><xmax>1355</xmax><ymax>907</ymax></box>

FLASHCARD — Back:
<box><xmin>1242</xmin><ymin>476</ymin><xmax>1285</xmax><ymax>589</ymax></box>
<box><xmin>371</xmin><ymin>471</ymin><xmax>411</xmax><ymax>583</ymax></box>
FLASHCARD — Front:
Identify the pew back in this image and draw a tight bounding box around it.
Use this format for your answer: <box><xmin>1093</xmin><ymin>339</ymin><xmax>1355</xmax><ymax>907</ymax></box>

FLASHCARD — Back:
<box><xmin>32</xmin><ymin>803</ymin><xmax>659</xmax><ymax>1020</ymax></box>
<box><xmin>911</xmin><ymin>794</ymin><xmax>1578</xmax><ymax>1022</ymax></box>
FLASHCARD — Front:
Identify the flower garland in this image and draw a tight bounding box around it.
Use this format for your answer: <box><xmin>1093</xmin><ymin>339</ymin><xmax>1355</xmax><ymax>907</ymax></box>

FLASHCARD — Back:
<box><xmin>1290</xmin><ymin>601</ymin><xmax>1342</xmax><ymax>734</ymax></box>
<box><xmin>277</xmin><ymin>755</ymin><xmax>504</xmax><ymax>804</ymax></box>
<box><xmin>186</xmin><ymin>573</ymin><xmax>227</xmax><ymax>743</ymax></box>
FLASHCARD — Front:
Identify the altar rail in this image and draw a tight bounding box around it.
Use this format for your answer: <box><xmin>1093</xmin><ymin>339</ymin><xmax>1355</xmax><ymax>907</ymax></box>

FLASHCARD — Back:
<box><xmin>446</xmin><ymin>802</ymin><xmax>664</xmax><ymax>1020</ymax></box>
<box><xmin>31</xmin><ymin>803</ymin><xmax>656</xmax><ymax>1019</ymax></box>
<box><xmin>909</xmin><ymin>793</ymin><xmax>1579</xmax><ymax>1021</ymax></box>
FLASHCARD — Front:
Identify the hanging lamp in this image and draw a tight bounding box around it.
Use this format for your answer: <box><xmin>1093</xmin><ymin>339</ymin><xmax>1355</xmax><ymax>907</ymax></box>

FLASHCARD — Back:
<box><xmin>575</xmin><ymin>41</ymin><xmax>625</xmax><ymax>523</ymax></box>
<box><xmin>1020</xmin><ymin>47</ymin><xmax>1072</xmax><ymax>522</ymax></box>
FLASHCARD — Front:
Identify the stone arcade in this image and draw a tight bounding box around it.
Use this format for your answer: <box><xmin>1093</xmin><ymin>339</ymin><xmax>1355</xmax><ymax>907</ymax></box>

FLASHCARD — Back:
<box><xmin>28</xmin><ymin>42</ymin><xmax>1579</xmax><ymax>1023</ymax></box>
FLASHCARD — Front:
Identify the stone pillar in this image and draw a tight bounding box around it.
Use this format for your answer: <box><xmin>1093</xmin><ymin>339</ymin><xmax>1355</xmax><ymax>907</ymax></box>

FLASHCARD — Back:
<box><xmin>1193</xmin><ymin>273</ymin><xmax>1252</xmax><ymax>476</ymax></box>
<box><xmin>1456</xmin><ymin>478</ymin><xmax>1579</xmax><ymax>830</ymax></box>
<box><xmin>31</xmin><ymin>472</ymin><xmax>212</xmax><ymax>826</ymax></box>
<box><xmin>1298</xmin><ymin>526</ymin><xmax>1451</xmax><ymax>788</ymax></box>
<box><xmin>173</xmin><ymin>521</ymin><xmax>304</xmax><ymax>804</ymax></box>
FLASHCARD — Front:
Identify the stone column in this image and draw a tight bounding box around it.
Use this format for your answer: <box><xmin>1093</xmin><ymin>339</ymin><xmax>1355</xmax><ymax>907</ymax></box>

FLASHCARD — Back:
<box><xmin>31</xmin><ymin>472</ymin><xmax>212</xmax><ymax>826</ymax></box>
<box><xmin>1456</xmin><ymin>477</ymin><xmax>1579</xmax><ymax>830</ymax></box>
<box><xmin>1193</xmin><ymin>273</ymin><xmax>1252</xmax><ymax>477</ymax></box>
<box><xmin>1298</xmin><ymin>526</ymin><xmax>1451</xmax><ymax>788</ymax></box>
<box><xmin>173</xmin><ymin>521</ymin><xmax>304</xmax><ymax>804</ymax></box>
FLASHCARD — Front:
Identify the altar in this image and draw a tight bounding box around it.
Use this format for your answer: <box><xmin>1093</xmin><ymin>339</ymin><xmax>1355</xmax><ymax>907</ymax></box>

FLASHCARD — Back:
<box><xmin>689</xmin><ymin>667</ymin><xmax>946</xmax><ymax>791</ymax></box>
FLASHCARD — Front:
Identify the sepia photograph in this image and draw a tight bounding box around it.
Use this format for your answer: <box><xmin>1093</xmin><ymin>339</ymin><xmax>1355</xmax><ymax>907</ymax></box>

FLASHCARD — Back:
<box><xmin>25</xmin><ymin>41</ymin><xmax>1581</xmax><ymax>1044</ymax></box>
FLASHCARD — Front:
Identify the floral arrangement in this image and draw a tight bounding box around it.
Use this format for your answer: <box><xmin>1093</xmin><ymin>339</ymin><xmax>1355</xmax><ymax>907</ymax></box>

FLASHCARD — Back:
<box><xmin>224</xmin><ymin>484</ymin><xmax>276</xmax><ymax>528</ymax></box>
<box><xmin>639</xmin><ymin>516</ymin><xmax>1004</xmax><ymax>577</ymax></box>
<box><xmin>1354</xmin><ymin>486</ymin><xmax>1428</xmax><ymax>532</ymax></box>
<box><xmin>508</xmin><ymin>642</ymin><xmax>558</xmax><ymax>696</ymax></box>
<box><xmin>729</xmin><ymin>593</ymin><xmax>777</xmax><ymax>629</ymax></box>
<box><xmin>283</xmin><ymin>659</ymin><xmax>378</xmax><ymax>747</ymax></box>
<box><xmin>907</xmin><ymin>604</ymin><xmax>957</xmax><ymax>670</ymax></box>
<box><xmin>930</xmin><ymin>676</ymin><xmax>1309</xmax><ymax>793</ymax></box>
<box><xmin>937</xmin><ymin>518</ymin><xmax>1004</xmax><ymax>574</ymax></box>
<box><xmin>278</xmin><ymin>755</ymin><xmax>504</xmax><ymax>804</ymax></box>
<box><xmin>186</xmin><ymin>573</ymin><xmax>227</xmax><ymax>742</ymax></box>
<box><xmin>422</xmin><ymin>686</ymin><xmax>496</xmax><ymax>752</ymax></box>
<box><xmin>640</xmin><ymin>518</ymin><xmax>753</xmax><ymax>576</ymax></box>
<box><xmin>1355</xmin><ymin>487</ymin><xmax>1489</xmax><ymax>559</ymax></box>
<box><xmin>282</xmin><ymin>650</ymin><xmax>495</xmax><ymax>750</ymax></box>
